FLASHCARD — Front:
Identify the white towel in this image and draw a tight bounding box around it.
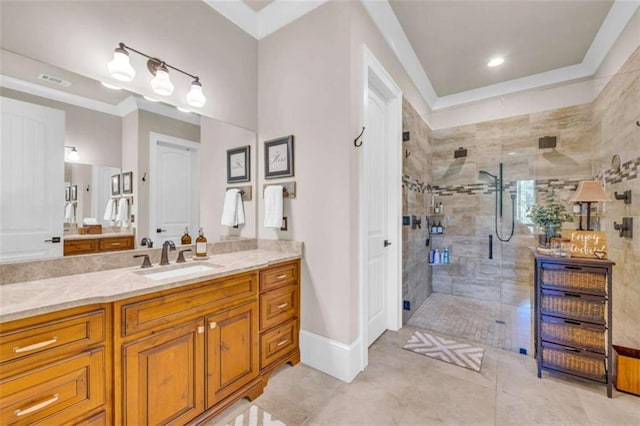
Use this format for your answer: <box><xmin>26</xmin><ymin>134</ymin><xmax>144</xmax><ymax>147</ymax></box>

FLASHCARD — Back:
<box><xmin>83</xmin><ymin>217</ymin><xmax>97</xmax><ymax>225</ymax></box>
<box><xmin>116</xmin><ymin>198</ymin><xmax>129</xmax><ymax>225</ymax></box>
<box><xmin>64</xmin><ymin>203</ymin><xmax>75</xmax><ymax>222</ymax></box>
<box><xmin>221</xmin><ymin>189</ymin><xmax>245</xmax><ymax>227</ymax></box>
<box><xmin>264</xmin><ymin>185</ymin><xmax>283</xmax><ymax>228</ymax></box>
<box><xmin>103</xmin><ymin>199</ymin><xmax>115</xmax><ymax>222</ymax></box>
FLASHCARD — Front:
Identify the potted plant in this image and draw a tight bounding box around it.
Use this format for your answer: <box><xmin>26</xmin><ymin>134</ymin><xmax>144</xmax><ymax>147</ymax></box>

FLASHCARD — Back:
<box><xmin>528</xmin><ymin>187</ymin><xmax>573</xmax><ymax>249</ymax></box>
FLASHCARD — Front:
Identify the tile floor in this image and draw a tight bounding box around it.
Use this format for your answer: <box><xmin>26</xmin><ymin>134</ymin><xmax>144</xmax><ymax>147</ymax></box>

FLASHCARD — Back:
<box><xmin>206</xmin><ymin>326</ymin><xmax>640</xmax><ymax>426</ymax></box>
<box><xmin>407</xmin><ymin>293</ymin><xmax>533</xmax><ymax>354</ymax></box>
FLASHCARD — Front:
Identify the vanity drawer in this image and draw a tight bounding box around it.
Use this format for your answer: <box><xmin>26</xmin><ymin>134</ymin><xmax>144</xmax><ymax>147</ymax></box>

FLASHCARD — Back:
<box><xmin>541</xmin><ymin>341</ymin><xmax>606</xmax><ymax>382</ymax></box>
<box><xmin>121</xmin><ymin>272</ymin><xmax>257</xmax><ymax>337</ymax></box>
<box><xmin>541</xmin><ymin>289</ymin><xmax>605</xmax><ymax>324</ymax></box>
<box><xmin>541</xmin><ymin>263</ymin><xmax>607</xmax><ymax>295</ymax></box>
<box><xmin>260</xmin><ymin>319</ymin><xmax>298</xmax><ymax>369</ymax></box>
<box><xmin>0</xmin><ymin>309</ymin><xmax>105</xmax><ymax>367</ymax></box>
<box><xmin>98</xmin><ymin>236</ymin><xmax>133</xmax><ymax>252</ymax></box>
<box><xmin>0</xmin><ymin>349</ymin><xmax>105</xmax><ymax>426</ymax></box>
<box><xmin>260</xmin><ymin>261</ymin><xmax>298</xmax><ymax>292</ymax></box>
<box><xmin>260</xmin><ymin>285</ymin><xmax>298</xmax><ymax>332</ymax></box>
<box><xmin>64</xmin><ymin>239</ymin><xmax>99</xmax><ymax>255</ymax></box>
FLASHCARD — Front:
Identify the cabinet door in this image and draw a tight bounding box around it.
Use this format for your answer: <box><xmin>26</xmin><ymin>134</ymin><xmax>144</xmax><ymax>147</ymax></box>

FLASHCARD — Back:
<box><xmin>123</xmin><ymin>319</ymin><xmax>204</xmax><ymax>425</ymax></box>
<box><xmin>206</xmin><ymin>301</ymin><xmax>258</xmax><ymax>408</ymax></box>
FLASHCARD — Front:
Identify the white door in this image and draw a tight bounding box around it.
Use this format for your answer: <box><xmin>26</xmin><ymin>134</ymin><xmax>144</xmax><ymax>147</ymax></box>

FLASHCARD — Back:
<box><xmin>150</xmin><ymin>134</ymin><xmax>200</xmax><ymax>245</ymax></box>
<box><xmin>0</xmin><ymin>97</ymin><xmax>64</xmax><ymax>261</ymax></box>
<box><xmin>365</xmin><ymin>87</ymin><xmax>389</xmax><ymax>346</ymax></box>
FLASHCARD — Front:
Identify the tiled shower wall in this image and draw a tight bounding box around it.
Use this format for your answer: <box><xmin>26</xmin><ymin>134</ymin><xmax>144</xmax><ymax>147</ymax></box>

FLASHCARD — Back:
<box><xmin>401</xmin><ymin>99</ymin><xmax>432</xmax><ymax>323</ymax></box>
<box><xmin>592</xmin><ymin>46</ymin><xmax>640</xmax><ymax>348</ymax></box>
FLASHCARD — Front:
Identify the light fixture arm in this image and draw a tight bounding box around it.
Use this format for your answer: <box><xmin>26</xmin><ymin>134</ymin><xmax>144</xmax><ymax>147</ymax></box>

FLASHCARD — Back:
<box><xmin>118</xmin><ymin>42</ymin><xmax>200</xmax><ymax>82</ymax></box>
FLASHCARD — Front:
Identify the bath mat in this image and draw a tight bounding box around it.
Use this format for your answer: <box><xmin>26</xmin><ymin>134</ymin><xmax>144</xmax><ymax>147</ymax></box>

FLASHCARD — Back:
<box><xmin>403</xmin><ymin>330</ymin><xmax>484</xmax><ymax>372</ymax></box>
<box><xmin>226</xmin><ymin>405</ymin><xmax>286</xmax><ymax>426</ymax></box>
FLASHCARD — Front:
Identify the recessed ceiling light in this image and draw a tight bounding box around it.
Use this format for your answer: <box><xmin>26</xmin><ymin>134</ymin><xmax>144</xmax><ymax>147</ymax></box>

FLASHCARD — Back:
<box><xmin>143</xmin><ymin>95</ymin><xmax>159</xmax><ymax>102</ymax></box>
<box><xmin>101</xmin><ymin>81</ymin><xmax>121</xmax><ymax>90</ymax></box>
<box><xmin>176</xmin><ymin>106</ymin><xmax>191</xmax><ymax>113</ymax></box>
<box><xmin>487</xmin><ymin>57</ymin><xmax>505</xmax><ymax>67</ymax></box>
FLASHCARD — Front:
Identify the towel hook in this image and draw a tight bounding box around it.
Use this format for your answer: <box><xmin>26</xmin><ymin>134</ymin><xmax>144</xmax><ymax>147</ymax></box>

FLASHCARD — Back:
<box><xmin>354</xmin><ymin>126</ymin><xmax>365</xmax><ymax>147</ymax></box>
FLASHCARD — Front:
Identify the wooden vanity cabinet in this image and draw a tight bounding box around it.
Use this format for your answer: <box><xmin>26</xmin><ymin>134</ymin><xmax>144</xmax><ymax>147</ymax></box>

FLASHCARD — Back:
<box><xmin>113</xmin><ymin>271</ymin><xmax>261</xmax><ymax>425</ymax></box>
<box><xmin>64</xmin><ymin>235</ymin><xmax>134</xmax><ymax>256</ymax></box>
<box><xmin>0</xmin><ymin>305</ymin><xmax>112</xmax><ymax>426</ymax></box>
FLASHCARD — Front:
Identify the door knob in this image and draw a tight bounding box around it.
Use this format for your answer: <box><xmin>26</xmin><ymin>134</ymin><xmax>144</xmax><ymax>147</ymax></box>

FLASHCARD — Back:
<box><xmin>44</xmin><ymin>237</ymin><xmax>61</xmax><ymax>243</ymax></box>
<box><xmin>156</xmin><ymin>228</ymin><xmax>166</xmax><ymax>233</ymax></box>
<box><xmin>384</xmin><ymin>240</ymin><xmax>392</xmax><ymax>247</ymax></box>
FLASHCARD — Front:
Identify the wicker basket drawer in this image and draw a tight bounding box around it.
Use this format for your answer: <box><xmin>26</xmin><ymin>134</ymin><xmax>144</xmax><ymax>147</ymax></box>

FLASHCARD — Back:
<box><xmin>541</xmin><ymin>289</ymin><xmax>605</xmax><ymax>324</ymax></box>
<box><xmin>541</xmin><ymin>315</ymin><xmax>605</xmax><ymax>354</ymax></box>
<box><xmin>541</xmin><ymin>342</ymin><xmax>606</xmax><ymax>382</ymax></box>
<box><xmin>541</xmin><ymin>264</ymin><xmax>606</xmax><ymax>295</ymax></box>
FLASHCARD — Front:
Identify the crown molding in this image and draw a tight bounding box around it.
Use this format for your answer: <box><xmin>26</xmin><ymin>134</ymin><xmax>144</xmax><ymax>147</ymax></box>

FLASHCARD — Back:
<box><xmin>1</xmin><ymin>74</ymin><xmax>201</xmax><ymax>126</ymax></box>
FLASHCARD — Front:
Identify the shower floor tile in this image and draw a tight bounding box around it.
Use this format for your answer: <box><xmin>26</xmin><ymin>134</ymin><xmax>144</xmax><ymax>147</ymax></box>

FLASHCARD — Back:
<box><xmin>406</xmin><ymin>293</ymin><xmax>532</xmax><ymax>353</ymax></box>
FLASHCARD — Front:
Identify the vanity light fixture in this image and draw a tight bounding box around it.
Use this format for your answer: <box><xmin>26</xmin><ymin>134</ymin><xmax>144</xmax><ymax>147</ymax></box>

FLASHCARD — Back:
<box><xmin>107</xmin><ymin>42</ymin><xmax>206</xmax><ymax>108</ymax></box>
<box><xmin>65</xmin><ymin>145</ymin><xmax>80</xmax><ymax>161</ymax></box>
<box><xmin>487</xmin><ymin>56</ymin><xmax>505</xmax><ymax>67</ymax></box>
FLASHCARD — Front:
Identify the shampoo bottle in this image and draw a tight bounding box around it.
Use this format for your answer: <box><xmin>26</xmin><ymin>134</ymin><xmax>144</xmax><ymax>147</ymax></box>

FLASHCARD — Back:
<box><xmin>443</xmin><ymin>248</ymin><xmax>450</xmax><ymax>264</ymax></box>
<box><xmin>433</xmin><ymin>249</ymin><xmax>441</xmax><ymax>264</ymax></box>
<box><xmin>195</xmin><ymin>227</ymin><xmax>207</xmax><ymax>258</ymax></box>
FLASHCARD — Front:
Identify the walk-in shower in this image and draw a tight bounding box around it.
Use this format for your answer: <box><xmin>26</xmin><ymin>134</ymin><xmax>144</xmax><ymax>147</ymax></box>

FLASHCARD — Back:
<box><xmin>479</xmin><ymin>163</ymin><xmax>516</xmax><ymax>242</ymax></box>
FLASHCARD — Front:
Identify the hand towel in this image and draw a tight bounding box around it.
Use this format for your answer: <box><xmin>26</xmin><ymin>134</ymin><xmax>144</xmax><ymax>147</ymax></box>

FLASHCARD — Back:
<box><xmin>116</xmin><ymin>198</ymin><xmax>129</xmax><ymax>225</ymax></box>
<box><xmin>221</xmin><ymin>189</ymin><xmax>246</xmax><ymax>227</ymax></box>
<box><xmin>103</xmin><ymin>198</ymin><xmax>115</xmax><ymax>222</ymax></box>
<box><xmin>64</xmin><ymin>203</ymin><xmax>75</xmax><ymax>222</ymax></box>
<box><xmin>264</xmin><ymin>185</ymin><xmax>283</xmax><ymax>228</ymax></box>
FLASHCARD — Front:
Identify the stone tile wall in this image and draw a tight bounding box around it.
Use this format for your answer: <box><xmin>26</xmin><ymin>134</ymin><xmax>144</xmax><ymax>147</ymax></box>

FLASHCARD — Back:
<box><xmin>592</xmin><ymin>46</ymin><xmax>640</xmax><ymax>349</ymax></box>
<box><xmin>401</xmin><ymin>99</ymin><xmax>432</xmax><ymax>323</ymax></box>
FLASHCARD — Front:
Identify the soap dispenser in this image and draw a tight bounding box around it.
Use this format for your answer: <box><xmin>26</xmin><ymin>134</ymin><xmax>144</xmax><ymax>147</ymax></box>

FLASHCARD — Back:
<box><xmin>195</xmin><ymin>227</ymin><xmax>208</xmax><ymax>258</ymax></box>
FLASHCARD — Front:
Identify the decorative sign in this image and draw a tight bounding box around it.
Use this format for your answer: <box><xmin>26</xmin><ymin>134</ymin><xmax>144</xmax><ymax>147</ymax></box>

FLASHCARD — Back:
<box><xmin>568</xmin><ymin>230</ymin><xmax>607</xmax><ymax>259</ymax></box>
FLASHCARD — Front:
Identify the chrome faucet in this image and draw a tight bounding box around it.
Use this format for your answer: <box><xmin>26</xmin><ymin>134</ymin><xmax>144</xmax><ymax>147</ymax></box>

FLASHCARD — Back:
<box><xmin>160</xmin><ymin>240</ymin><xmax>176</xmax><ymax>266</ymax></box>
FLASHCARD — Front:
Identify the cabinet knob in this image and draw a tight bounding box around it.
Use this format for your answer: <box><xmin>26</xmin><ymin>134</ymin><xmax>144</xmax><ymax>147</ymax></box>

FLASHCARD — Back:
<box><xmin>276</xmin><ymin>302</ymin><xmax>288</xmax><ymax>309</ymax></box>
<box><xmin>276</xmin><ymin>274</ymin><xmax>288</xmax><ymax>280</ymax></box>
<box><xmin>197</xmin><ymin>326</ymin><xmax>204</xmax><ymax>334</ymax></box>
<box><xmin>209</xmin><ymin>321</ymin><xmax>217</xmax><ymax>329</ymax></box>
<box><xmin>14</xmin><ymin>394</ymin><xmax>59</xmax><ymax>417</ymax></box>
<box><xmin>276</xmin><ymin>339</ymin><xmax>288</xmax><ymax>347</ymax></box>
<box><xmin>13</xmin><ymin>337</ymin><xmax>58</xmax><ymax>353</ymax></box>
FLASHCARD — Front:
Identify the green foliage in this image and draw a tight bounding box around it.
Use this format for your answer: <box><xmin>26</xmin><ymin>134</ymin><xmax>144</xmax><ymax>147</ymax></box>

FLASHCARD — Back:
<box><xmin>527</xmin><ymin>187</ymin><xmax>574</xmax><ymax>227</ymax></box>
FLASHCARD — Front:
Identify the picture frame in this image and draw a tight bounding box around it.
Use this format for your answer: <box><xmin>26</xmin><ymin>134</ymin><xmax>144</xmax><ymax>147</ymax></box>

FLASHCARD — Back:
<box><xmin>111</xmin><ymin>174</ymin><xmax>121</xmax><ymax>196</ymax></box>
<box><xmin>264</xmin><ymin>135</ymin><xmax>294</xmax><ymax>179</ymax></box>
<box><xmin>122</xmin><ymin>171</ymin><xmax>133</xmax><ymax>194</ymax></box>
<box><xmin>70</xmin><ymin>185</ymin><xmax>78</xmax><ymax>201</ymax></box>
<box><xmin>65</xmin><ymin>186</ymin><xmax>71</xmax><ymax>202</ymax></box>
<box><xmin>227</xmin><ymin>145</ymin><xmax>251</xmax><ymax>183</ymax></box>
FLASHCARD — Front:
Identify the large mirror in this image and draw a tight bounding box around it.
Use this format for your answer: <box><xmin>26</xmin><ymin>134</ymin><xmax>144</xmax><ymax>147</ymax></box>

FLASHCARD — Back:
<box><xmin>0</xmin><ymin>48</ymin><xmax>257</xmax><ymax>262</ymax></box>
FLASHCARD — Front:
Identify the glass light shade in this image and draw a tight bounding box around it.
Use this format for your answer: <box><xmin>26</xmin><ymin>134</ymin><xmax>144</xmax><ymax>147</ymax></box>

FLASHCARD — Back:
<box><xmin>107</xmin><ymin>49</ymin><xmax>136</xmax><ymax>82</ymax></box>
<box><xmin>186</xmin><ymin>81</ymin><xmax>206</xmax><ymax>107</ymax></box>
<box><xmin>67</xmin><ymin>147</ymin><xmax>80</xmax><ymax>161</ymax></box>
<box><xmin>570</xmin><ymin>180</ymin><xmax>612</xmax><ymax>202</ymax></box>
<box><xmin>150</xmin><ymin>68</ymin><xmax>174</xmax><ymax>96</ymax></box>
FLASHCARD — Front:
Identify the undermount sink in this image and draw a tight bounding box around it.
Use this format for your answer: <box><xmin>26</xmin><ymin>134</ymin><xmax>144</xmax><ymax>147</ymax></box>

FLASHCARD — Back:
<box><xmin>137</xmin><ymin>263</ymin><xmax>219</xmax><ymax>281</ymax></box>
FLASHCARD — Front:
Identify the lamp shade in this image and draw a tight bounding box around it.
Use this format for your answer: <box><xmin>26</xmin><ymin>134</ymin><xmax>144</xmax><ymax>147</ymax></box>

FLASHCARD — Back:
<box><xmin>150</xmin><ymin>66</ymin><xmax>174</xmax><ymax>96</ymax></box>
<box><xmin>570</xmin><ymin>180</ymin><xmax>612</xmax><ymax>203</ymax></box>
<box><xmin>107</xmin><ymin>48</ymin><xmax>136</xmax><ymax>82</ymax></box>
<box><xmin>186</xmin><ymin>80</ymin><xmax>206</xmax><ymax>107</ymax></box>
<box><xmin>66</xmin><ymin>146</ymin><xmax>80</xmax><ymax>161</ymax></box>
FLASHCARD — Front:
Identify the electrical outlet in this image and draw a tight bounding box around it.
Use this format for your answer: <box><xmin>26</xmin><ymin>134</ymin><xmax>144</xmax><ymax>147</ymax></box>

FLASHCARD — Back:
<box><xmin>403</xmin><ymin>300</ymin><xmax>411</xmax><ymax>311</ymax></box>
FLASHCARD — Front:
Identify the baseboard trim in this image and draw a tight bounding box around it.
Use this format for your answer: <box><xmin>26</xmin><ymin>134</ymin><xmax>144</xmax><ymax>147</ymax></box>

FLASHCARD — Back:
<box><xmin>299</xmin><ymin>329</ymin><xmax>362</xmax><ymax>383</ymax></box>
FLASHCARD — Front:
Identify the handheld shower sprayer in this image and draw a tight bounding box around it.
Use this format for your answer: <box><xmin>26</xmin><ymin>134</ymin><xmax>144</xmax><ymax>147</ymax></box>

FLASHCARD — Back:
<box><xmin>479</xmin><ymin>163</ymin><xmax>515</xmax><ymax>242</ymax></box>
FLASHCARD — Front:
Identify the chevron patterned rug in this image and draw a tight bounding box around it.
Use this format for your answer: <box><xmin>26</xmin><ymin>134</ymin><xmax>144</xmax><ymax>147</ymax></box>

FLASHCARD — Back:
<box><xmin>403</xmin><ymin>330</ymin><xmax>485</xmax><ymax>372</ymax></box>
<box><xmin>225</xmin><ymin>405</ymin><xmax>286</xmax><ymax>426</ymax></box>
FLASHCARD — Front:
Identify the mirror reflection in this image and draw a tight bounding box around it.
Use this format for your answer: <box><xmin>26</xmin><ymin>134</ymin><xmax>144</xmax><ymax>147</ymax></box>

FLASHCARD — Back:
<box><xmin>1</xmin><ymin>49</ymin><xmax>256</xmax><ymax>263</ymax></box>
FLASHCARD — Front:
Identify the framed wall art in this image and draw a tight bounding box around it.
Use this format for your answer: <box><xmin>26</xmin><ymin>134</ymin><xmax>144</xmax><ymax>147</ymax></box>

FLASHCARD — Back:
<box><xmin>122</xmin><ymin>171</ymin><xmax>133</xmax><ymax>194</ymax></box>
<box><xmin>111</xmin><ymin>174</ymin><xmax>121</xmax><ymax>196</ymax></box>
<box><xmin>227</xmin><ymin>145</ymin><xmax>251</xmax><ymax>183</ymax></box>
<box><xmin>264</xmin><ymin>135</ymin><xmax>294</xmax><ymax>179</ymax></box>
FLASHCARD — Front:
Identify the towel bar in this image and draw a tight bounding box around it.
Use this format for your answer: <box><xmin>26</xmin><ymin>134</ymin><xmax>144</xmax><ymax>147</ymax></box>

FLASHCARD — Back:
<box><xmin>263</xmin><ymin>181</ymin><xmax>296</xmax><ymax>199</ymax></box>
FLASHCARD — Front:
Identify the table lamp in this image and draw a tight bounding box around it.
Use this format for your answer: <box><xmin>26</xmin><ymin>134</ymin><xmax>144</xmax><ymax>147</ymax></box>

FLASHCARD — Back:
<box><xmin>570</xmin><ymin>180</ymin><xmax>611</xmax><ymax>231</ymax></box>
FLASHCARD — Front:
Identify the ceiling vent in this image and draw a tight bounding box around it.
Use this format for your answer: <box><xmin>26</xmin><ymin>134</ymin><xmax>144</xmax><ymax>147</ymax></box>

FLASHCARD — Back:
<box><xmin>38</xmin><ymin>73</ymin><xmax>71</xmax><ymax>87</ymax></box>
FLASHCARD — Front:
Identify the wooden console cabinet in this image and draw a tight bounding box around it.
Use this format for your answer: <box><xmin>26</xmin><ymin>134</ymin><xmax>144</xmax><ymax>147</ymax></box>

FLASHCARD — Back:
<box><xmin>0</xmin><ymin>259</ymin><xmax>300</xmax><ymax>425</ymax></box>
<box><xmin>533</xmin><ymin>252</ymin><xmax>614</xmax><ymax>397</ymax></box>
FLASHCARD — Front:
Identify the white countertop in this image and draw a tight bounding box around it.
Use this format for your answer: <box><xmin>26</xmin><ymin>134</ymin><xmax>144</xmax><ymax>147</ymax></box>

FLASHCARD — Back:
<box><xmin>0</xmin><ymin>249</ymin><xmax>300</xmax><ymax>323</ymax></box>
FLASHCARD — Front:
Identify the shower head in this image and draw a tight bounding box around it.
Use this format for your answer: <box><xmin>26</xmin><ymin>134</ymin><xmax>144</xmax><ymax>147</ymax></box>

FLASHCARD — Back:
<box><xmin>479</xmin><ymin>170</ymin><xmax>497</xmax><ymax>180</ymax></box>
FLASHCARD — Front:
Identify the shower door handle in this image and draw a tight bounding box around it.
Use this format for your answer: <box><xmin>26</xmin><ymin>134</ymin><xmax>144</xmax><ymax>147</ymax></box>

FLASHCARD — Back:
<box><xmin>384</xmin><ymin>240</ymin><xmax>392</xmax><ymax>247</ymax></box>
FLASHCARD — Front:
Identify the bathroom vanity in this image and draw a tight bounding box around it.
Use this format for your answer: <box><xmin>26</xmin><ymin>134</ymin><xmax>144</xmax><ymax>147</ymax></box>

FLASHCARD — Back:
<box><xmin>0</xmin><ymin>249</ymin><xmax>301</xmax><ymax>425</ymax></box>
<box><xmin>532</xmin><ymin>250</ymin><xmax>614</xmax><ymax>397</ymax></box>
